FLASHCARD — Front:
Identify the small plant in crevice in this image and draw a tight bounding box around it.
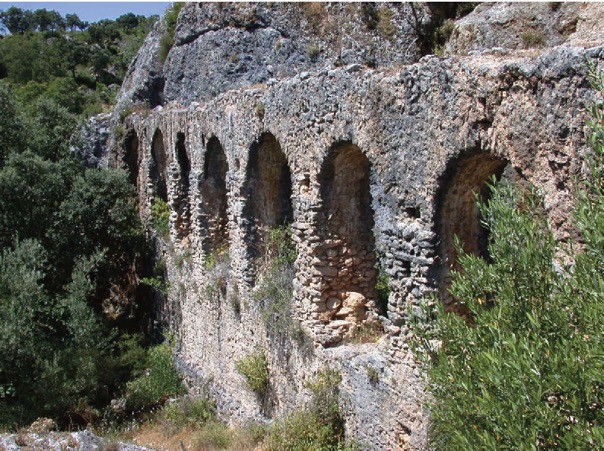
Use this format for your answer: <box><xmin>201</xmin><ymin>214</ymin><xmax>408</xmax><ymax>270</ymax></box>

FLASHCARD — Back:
<box><xmin>377</xmin><ymin>9</ymin><xmax>397</xmax><ymax>40</ymax></box>
<box><xmin>204</xmin><ymin>246</ymin><xmax>230</xmax><ymax>299</ymax></box>
<box><xmin>521</xmin><ymin>29</ymin><xmax>546</xmax><ymax>49</ymax></box>
<box><xmin>366</xmin><ymin>365</ymin><xmax>380</xmax><ymax>385</ymax></box>
<box><xmin>151</xmin><ymin>198</ymin><xmax>170</xmax><ymax>237</ymax></box>
<box><xmin>256</xmin><ymin>102</ymin><xmax>265</xmax><ymax>120</ymax></box>
<box><xmin>235</xmin><ymin>348</ymin><xmax>270</xmax><ymax>396</ymax></box>
<box><xmin>307</xmin><ymin>44</ymin><xmax>320</xmax><ymax>62</ymax></box>
<box><xmin>375</xmin><ymin>263</ymin><xmax>391</xmax><ymax>317</ymax></box>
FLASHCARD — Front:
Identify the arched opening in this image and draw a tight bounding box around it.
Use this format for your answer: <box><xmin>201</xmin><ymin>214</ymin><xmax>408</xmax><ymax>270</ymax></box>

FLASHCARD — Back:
<box><xmin>199</xmin><ymin>137</ymin><xmax>229</xmax><ymax>254</ymax></box>
<box><xmin>150</xmin><ymin>129</ymin><xmax>168</xmax><ymax>202</ymax></box>
<box><xmin>123</xmin><ymin>129</ymin><xmax>139</xmax><ymax>186</ymax></box>
<box><xmin>243</xmin><ymin>133</ymin><xmax>293</xmax><ymax>261</ymax></box>
<box><xmin>435</xmin><ymin>151</ymin><xmax>508</xmax><ymax>303</ymax></box>
<box><xmin>317</xmin><ymin>142</ymin><xmax>377</xmax><ymax>325</ymax></box>
<box><xmin>175</xmin><ymin>132</ymin><xmax>191</xmax><ymax>239</ymax></box>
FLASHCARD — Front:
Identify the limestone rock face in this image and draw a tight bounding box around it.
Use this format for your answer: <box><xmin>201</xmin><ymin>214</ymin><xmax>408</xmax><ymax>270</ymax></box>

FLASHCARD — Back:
<box><xmin>447</xmin><ymin>2</ymin><xmax>604</xmax><ymax>55</ymax></box>
<box><xmin>120</xmin><ymin>2</ymin><xmax>427</xmax><ymax>108</ymax></box>
<box><xmin>108</xmin><ymin>2</ymin><xmax>604</xmax><ymax>450</ymax></box>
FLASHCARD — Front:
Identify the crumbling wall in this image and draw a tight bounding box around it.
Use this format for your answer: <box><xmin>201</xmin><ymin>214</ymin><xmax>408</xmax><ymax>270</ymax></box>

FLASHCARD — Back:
<box><xmin>114</xmin><ymin>42</ymin><xmax>604</xmax><ymax>450</ymax></box>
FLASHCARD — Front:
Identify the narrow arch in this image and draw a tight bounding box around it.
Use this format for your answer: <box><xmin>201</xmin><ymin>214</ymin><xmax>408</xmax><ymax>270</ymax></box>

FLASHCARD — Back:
<box><xmin>123</xmin><ymin>129</ymin><xmax>139</xmax><ymax>186</ymax></box>
<box><xmin>317</xmin><ymin>142</ymin><xmax>377</xmax><ymax>326</ymax></box>
<box><xmin>150</xmin><ymin>128</ymin><xmax>168</xmax><ymax>202</ymax></box>
<box><xmin>435</xmin><ymin>151</ymin><xmax>508</xmax><ymax>303</ymax></box>
<box><xmin>175</xmin><ymin>132</ymin><xmax>191</xmax><ymax>240</ymax></box>
<box><xmin>243</xmin><ymin>133</ymin><xmax>293</xmax><ymax>261</ymax></box>
<box><xmin>199</xmin><ymin>137</ymin><xmax>229</xmax><ymax>254</ymax></box>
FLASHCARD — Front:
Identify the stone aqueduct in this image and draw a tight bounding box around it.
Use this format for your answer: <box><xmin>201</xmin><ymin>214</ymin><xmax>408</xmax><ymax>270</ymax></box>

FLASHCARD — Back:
<box><xmin>112</xmin><ymin>47</ymin><xmax>596</xmax><ymax>447</ymax></box>
<box><xmin>117</xmin><ymin>49</ymin><xmax>591</xmax><ymax>345</ymax></box>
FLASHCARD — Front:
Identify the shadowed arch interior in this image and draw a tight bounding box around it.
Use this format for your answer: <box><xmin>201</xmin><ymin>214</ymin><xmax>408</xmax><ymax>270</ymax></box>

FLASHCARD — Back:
<box><xmin>316</xmin><ymin>142</ymin><xmax>378</xmax><ymax>327</ymax></box>
<box><xmin>435</xmin><ymin>151</ymin><xmax>508</xmax><ymax>306</ymax></box>
<box><xmin>199</xmin><ymin>137</ymin><xmax>229</xmax><ymax>254</ymax></box>
<box><xmin>150</xmin><ymin>128</ymin><xmax>168</xmax><ymax>202</ymax></box>
<box><xmin>123</xmin><ymin>129</ymin><xmax>139</xmax><ymax>186</ymax></box>
<box><xmin>243</xmin><ymin>133</ymin><xmax>293</xmax><ymax>260</ymax></box>
<box><xmin>175</xmin><ymin>132</ymin><xmax>191</xmax><ymax>239</ymax></box>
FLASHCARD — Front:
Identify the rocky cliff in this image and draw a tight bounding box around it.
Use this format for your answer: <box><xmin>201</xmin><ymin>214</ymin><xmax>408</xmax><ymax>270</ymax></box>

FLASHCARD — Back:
<box><xmin>109</xmin><ymin>3</ymin><xmax>604</xmax><ymax>449</ymax></box>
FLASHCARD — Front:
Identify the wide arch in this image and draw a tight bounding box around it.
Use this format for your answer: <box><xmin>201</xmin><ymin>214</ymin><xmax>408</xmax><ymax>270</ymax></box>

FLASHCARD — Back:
<box><xmin>435</xmin><ymin>151</ymin><xmax>509</xmax><ymax>303</ymax></box>
<box><xmin>199</xmin><ymin>136</ymin><xmax>229</xmax><ymax>254</ymax></box>
<box><xmin>316</xmin><ymin>141</ymin><xmax>378</xmax><ymax>326</ymax></box>
<box><xmin>150</xmin><ymin>128</ymin><xmax>168</xmax><ymax>202</ymax></box>
<box><xmin>243</xmin><ymin>133</ymin><xmax>293</xmax><ymax>261</ymax></box>
<box><xmin>122</xmin><ymin>129</ymin><xmax>139</xmax><ymax>186</ymax></box>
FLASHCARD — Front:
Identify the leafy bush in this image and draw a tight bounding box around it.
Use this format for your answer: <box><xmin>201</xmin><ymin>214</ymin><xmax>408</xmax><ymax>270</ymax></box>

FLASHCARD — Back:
<box><xmin>411</xmin><ymin>67</ymin><xmax>604</xmax><ymax>450</ymax></box>
<box><xmin>124</xmin><ymin>341</ymin><xmax>185</xmax><ymax>413</ymax></box>
<box><xmin>235</xmin><ymin>349</ymin><xmax>270</xmax><ymax>395</ymax></box>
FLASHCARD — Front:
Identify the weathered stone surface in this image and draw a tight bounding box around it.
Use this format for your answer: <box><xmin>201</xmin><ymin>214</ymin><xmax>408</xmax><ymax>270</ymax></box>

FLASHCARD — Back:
<box><xmin>447</xmin><ymin>2</ymin><xmax>604</xmax><ymax>55</ymax></box>
<box><xmin>0</xmin><ymin>430</ymin><xmax>152</xmax><ymax>451</ymax></box>
<box><xmin>107</xmin><ymin>3</ymin><xmax>604</xmax><ymax>450</ymax></box>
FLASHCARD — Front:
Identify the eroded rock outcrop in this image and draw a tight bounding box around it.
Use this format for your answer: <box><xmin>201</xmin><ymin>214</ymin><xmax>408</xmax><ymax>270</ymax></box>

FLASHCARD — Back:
<box><xmin>109</xmin><ymin>3</ymin><xmax>604</xmax><ymax>449</ymax></box>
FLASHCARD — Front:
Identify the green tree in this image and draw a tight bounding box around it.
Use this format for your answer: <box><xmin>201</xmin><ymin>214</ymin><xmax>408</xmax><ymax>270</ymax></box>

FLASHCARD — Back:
<box><xmin>0</xmin><ymin>83</ymin><xmax>27</xmax><ymax>164</ymax></box>
<box><xmin>411</xmin><ymin>69</ymin><xmax>604</xmax><ymax>449</ymax></box>
<box><xmin>0</xmin><ymin>7</ymin><xmax>34</xmax><ymax>34</ymax></box>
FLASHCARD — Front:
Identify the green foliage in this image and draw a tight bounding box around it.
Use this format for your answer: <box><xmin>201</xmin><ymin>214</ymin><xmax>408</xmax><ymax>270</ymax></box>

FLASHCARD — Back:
<box><xmin>264</xmin><ymin>369</ymin><xmax>357</xmax><ymax>451</ymax></box>
<box><xmin>377</xmin><ymin>9</ymin><xmax>396</xmax><ymax>40</ymax></box>
<box><xmin>307</xmin><ymin>44</ymin><xmax>320</xmax><ymax>61</ymax></box>
<box><xmin>152</xmin><ymin>198</ymin><xmax>171</xmax><ymax>237</ymax></box>
<box><xmin>160</xmin><ymin>396</ymin><xmax>215</xmax><ymax>432</ymax></box>
<box><xmin>159</xmin><ymin>3</ymin><xmax>184</xmax><ymax>64</ymax></box>
<box><xmin>0</xmin><ymin>84</ymin><xmax>27</xmax><ymax>164</ymax></box>
<box><xmin>255</xmin><ymin>226</ymin><xmax>309</xmax><ymax>347</ymax></box>
<box><xmin>411</xmin><ymin>68</ymin><xmax>604</xmax><ymax>450</ymax></box>
<box><xmin>0</xmin><ymin>6</ymin><xmax>162</xmax><ymax>432</ymax></box>
<box><xmin>375</xmin><ymin>265</ymin><xmax>391</xmax><ymax>315</ymax></box>
<box><xmin>159</xmin><ymin>33</ymin><xmax>174</xmax><ymax>65</ymax></box>
<box><xmin>124</xmin><ymin>340</ymin><xmax>185</xmax><ymax>413</ymax></box>
<box><xmin>0</xmin><ymin>8</ymin><xmax>156</xmax><ymax>117</ymax></box>
<box><xmin>235</xmin><ymin>349</ymin><xmax>270</xmax><ymax>395</ymax></box>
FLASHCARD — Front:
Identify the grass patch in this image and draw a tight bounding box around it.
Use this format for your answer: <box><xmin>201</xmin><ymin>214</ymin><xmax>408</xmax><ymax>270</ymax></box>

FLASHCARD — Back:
<box><xmin>521</xmin><ymin>29</ymin><xmax>546</xmax><ymax>48</ymax></box>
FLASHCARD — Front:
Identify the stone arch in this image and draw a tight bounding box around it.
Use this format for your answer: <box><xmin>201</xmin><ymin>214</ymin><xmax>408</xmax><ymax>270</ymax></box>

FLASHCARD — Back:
<box><xmin>316</xmin><ymin>142</ymin><xmax>377</xmax><ymax>328</ymax></box>
<box><xmin>122</xmin><ymin>129</ymin><xmax>139</xmax><ymax>186</ymax></box>
<box><xmin>175</xmin><ymin>132</ymin><xmax>191</xmax><ymax>240</ymax></box>
<box><xmin>150</xmin><ymin>128</ymin><xmax>168</xmax><ymax>202</ymax></box>
<box><xmin>243</xmin><ymin>133</ymin><xmax>293</xmax><ymax>261</ymax></box>
<box><xmin>435</xmin><ymin>151</ymin><xmax>508</xmax><ymax>302</ymax></box>
<box><xmin>199</xmin><ymin>137</ymin><xmax>229</xmax><ymax>254</ymax></box>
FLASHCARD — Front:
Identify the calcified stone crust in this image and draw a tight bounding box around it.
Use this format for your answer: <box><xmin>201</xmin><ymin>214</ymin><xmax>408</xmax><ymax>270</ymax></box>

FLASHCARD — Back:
<box><xmin>109</xmin><ymin>3</ymin><xmax>604</xmax><ymax>450</ymax></box>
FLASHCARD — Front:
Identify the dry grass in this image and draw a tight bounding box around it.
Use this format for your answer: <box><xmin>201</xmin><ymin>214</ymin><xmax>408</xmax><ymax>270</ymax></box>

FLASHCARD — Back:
<box><xmin>127</xmin><ymin>420</ymin><xmax>264</xmax><ymax>451</ymax></box>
